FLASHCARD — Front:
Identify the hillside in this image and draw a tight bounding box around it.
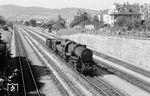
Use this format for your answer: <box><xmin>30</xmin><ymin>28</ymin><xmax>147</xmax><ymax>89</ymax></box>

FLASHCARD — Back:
<box><xmin>0</xmin><ymin>5</ymin><xmax>100</xmax><ymax>20</ymax></box>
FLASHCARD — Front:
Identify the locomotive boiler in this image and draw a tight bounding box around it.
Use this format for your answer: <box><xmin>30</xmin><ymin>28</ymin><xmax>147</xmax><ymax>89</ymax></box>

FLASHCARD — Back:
<box><xmin>46</xmin><ymin>38</ymin><xmax>95</xmax><ymax>76</ymax></box>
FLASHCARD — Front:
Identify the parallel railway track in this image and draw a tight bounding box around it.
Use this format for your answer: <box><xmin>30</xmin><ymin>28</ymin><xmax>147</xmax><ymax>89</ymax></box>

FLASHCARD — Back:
<box><xmin>25</xmin><ymin>27</ymin><xmax>150</xmax><ymax>93</ymax></box>
<box><xmin>14</xmin><ymin>26</ymin><xmax>41</xmax><ymax>96</ymax></box>
<box><xmin>18</xmin><ymin>26</ymin><xmax>84</xmax><ymax>96</ymax></box>
<box><xmin>22</xmin><ymin>26</ymin><xmax>128</xmax><ymax>96</ymax></box>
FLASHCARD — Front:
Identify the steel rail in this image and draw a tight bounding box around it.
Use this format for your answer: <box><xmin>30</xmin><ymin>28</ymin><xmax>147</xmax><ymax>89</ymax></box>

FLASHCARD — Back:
<box><xmin>14</xmin><ymin>26</ymin><xmax>27</xmax><ymax>96</ymax></box>
<box><xmin>15</xmin><ymin>26</ymin><xmax>41</xmax><ymax>96</ymax></box>
<box><xmin>20</xmin><ymin>28</ymin><xmax>82</xmax><ymax>96</ymax></box>
<box><xmin>25</xmin><ymin>26</ymin><xmax>150</xmax><ymax>93</ymax></box>
<box><xmin>22</xmin><ymin>27</ymin><xmax>128</xmax><ymax>96</ymax></box>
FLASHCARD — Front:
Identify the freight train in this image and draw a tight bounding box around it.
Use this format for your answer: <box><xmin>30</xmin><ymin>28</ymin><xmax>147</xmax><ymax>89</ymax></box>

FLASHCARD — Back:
<box><xmin>46</xmin><ymin>38</ymin><xmax>96</xmax><ymax>76</ymax></box>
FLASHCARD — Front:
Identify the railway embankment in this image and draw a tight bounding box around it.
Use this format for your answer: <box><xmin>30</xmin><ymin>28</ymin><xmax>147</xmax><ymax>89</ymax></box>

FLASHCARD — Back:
<box><xmin>63</xmin><ymin>33</ymin><xmax>150</xmax><ymax>72</ymax></box>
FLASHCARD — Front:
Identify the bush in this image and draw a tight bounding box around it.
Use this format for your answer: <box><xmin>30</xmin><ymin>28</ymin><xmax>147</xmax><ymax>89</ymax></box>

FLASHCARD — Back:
<box><xmin>0</xmin><ymin>16</ymin><xmax>6</xmax><ymax>26</ymax></box>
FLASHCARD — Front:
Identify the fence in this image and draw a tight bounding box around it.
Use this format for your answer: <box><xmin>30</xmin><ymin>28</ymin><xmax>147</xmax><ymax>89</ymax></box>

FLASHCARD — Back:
<box><xmin>83</xmin><ymin>29</ymin><xmax>150</xmax><ymax>40</ymax></box>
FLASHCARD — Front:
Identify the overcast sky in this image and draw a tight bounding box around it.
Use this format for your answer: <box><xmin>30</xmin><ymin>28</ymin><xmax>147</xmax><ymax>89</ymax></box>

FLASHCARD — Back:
<box><xmin>0</xmin><ymin>0</ymin><xmax>149</xmax><ymax>10</ymax></box>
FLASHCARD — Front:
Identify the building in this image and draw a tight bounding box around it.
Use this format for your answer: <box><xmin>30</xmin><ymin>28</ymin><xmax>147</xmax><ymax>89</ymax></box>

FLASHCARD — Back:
<box><xmin>111</xmin><ymin>3</ymin><xmax>141</xmax><ymax>22</ymax></box>
<box><xmin>99</xmin><ymin>9</ymin><xmax>114</xmax><ymax>26</ymax></box>
<box><xmin>85</xmin><ymin>24</ymin><xmax>94</xmax><ymax>30</ymax></box>
<box><xmin>139</xmin><ymin>3</ymin><xmax>150</xmax><ymax>20</ymax></box>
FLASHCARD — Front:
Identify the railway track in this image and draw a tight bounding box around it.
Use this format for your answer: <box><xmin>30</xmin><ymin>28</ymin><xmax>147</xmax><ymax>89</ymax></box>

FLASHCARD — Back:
<box><xmin>86</xmin><ymin>76</ymin><xmax>129</xmax><ymax>96</ymax></box>
<box><xmin>92</xmin><ymin>50</ymin><xmax>150</xmax><ymax>78</ymax></box>
<box><xmin>14</xmin><ymin>26</ymin><xmax>41</xmax><ymax>96</ymax></box>
<box><xmin>25</xmin><ymin>26</ymin><xmax>150</xmax><ymax>93</ymax></box>
<box><xmin>17</xmin><ymin>26</ymin><xmax>86</xmax><ymax>96</ymax></box>
<box><xmin>21</xmin><ymin>26</ymin><xmax>128</xmax><ymax>96</ymax></box>
<box><xmin>93</xmin><ymin>55</ymin><xmax>150</xmax><ymax>93</ymax></box>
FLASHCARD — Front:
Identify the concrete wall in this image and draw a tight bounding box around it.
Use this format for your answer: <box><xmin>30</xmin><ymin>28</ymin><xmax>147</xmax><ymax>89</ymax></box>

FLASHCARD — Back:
<box><xmin>63</xmin><ymin>34</ymin><xmax>150</xmax><ymax>71</ymax></box>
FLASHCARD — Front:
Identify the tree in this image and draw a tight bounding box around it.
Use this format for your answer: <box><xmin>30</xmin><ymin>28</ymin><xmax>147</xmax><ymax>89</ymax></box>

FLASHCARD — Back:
<box><xmin>29</xmin><ymin>19</ymin><xmax>36</xmax><ymax>27</ymax></box>
<box><xmin>52</xmin><ymin>15</ymin><xmax>66</xmax><ymax>31</ymax></box>
<box><xmin>7</xmin><ymin>21</ymin><xmax>14</xmax><ymax>29</ymax></box>
<box><xmin>70</xmin><ymin>16</ymin><xmax>82</xmax><ymax>27</ymax></box>
<box><xmin>70</xmin><ymin>10</ymin><xmax>89</xmax><ymax>28</ymax></box>
<box><xmin>41</xmin><ymin>15</ymin><xmax>66</xmax><ymax>32</ymax></box>
<box><xmin>115</xmin><ymin>16</ymin><xmax>142</xmax><ymax>31</ymax></box>
<box><xmin>46</xmin><ymin>19</ymin><xmax>56</xmax><ymax>32</ymax></box>
<box><xmin>25</xmin><ymin>21</ymin><xmax>30</xmax><ymax>26</ymax></box>
<box><xmin>56</xmin><ymin>15</ymin><xmax>66</xmax><ymax>28</ymax></box>
<box><xmin>0</xmin><ymin>16</ymin><xmax>6</xmax><ymax>26</ymax></box>
<box><xmin>92</xmin><ymin>15</ymin><xmax>100</xmax><ymax>29</ymax></box>
<box><xmin>93</xmin><ymin>15</ymin><xmax>99</xmax><ymax>23</ymax></box>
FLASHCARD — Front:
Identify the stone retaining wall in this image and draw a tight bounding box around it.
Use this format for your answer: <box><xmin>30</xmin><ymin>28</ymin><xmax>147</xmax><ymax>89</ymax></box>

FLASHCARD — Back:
<box><xmin>63</xmin><ymin>34</ymin><xmax>150</xmax><ymax>71</ymax></box>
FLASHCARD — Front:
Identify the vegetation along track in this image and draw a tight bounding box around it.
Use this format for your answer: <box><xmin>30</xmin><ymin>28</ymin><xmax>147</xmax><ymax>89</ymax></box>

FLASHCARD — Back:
<box><xmin>14</xmin><ymin>26</ymin><xmax>41</xmax><ymax>96</ymax></box>
<box><xmin>22</xmin><ymin>26</ymin><xmax>128</xmax><ymax>96</ymax></box>
<box><xmin>26</xmin><ymin>27</ymin><xmax>150</xmax><ymax>93</ymax></box>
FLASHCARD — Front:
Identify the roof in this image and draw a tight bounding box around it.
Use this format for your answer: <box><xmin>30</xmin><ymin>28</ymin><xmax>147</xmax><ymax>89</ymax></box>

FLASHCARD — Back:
<box><xmin>111</xmin><ymin>3</ymin><xmax>141</xmax><ymax>15</ymax></box>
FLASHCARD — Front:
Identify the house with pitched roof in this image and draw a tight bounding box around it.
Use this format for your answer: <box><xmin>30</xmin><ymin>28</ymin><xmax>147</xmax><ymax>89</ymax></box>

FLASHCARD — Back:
<box><xmin>111</xmin><ymin>3</ymin><xmax>141</xmax><ymax>22</ymax></box>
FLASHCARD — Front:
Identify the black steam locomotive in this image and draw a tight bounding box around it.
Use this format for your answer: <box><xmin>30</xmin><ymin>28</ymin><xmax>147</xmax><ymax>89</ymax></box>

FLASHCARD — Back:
<box><xmin>46</xmin><ymin>38</ymin><xmax>95</xmax><ymax>76</ymax></box>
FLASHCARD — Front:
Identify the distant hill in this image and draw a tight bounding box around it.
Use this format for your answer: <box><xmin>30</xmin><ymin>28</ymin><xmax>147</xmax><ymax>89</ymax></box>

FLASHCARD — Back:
<box><xmin>0</xmin><ymin>5</ymin><xmax>100</xmax><ymax>20</ymax></box>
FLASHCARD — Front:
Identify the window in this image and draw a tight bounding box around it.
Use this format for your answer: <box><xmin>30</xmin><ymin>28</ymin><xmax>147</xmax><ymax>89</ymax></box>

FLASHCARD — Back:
<box><xmin>129</xmin><ymin>9</ymin><xmax>132</xmax><ymax>12</ymax></box>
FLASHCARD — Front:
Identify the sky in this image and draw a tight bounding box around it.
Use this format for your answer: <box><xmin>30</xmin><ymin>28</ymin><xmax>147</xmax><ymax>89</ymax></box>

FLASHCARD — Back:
<box><xmin>0</xmin><ymin>0</ymin><xmax>150</xmax><ymax>10</ymax></box>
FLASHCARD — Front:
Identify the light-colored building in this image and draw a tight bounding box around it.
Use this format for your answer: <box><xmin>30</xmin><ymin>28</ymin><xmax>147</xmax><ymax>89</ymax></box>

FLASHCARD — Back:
<box><xmin>85</xmin><ymin>24</ymin><xmax>94</xmax><ymax>30</ymax></box>
<box><xmin>139</xmin><ymin>3</ymin><xmax>150</xmax><ymax>20</ymax></box>
<box><xmin>99</xmin><ymin>9</ymin><xmax>114</xmax><ymax>26</ymax></box>
<box><xmin>110</xmin><ymin>3</ymin><xmax>141</xmax><ymax>22</ymax></box>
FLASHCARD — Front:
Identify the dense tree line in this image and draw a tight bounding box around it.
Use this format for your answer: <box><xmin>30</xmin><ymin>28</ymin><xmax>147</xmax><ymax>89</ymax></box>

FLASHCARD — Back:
<box><xmin>0</xmin><ymin>15</ymin><xmax>14</xmax><ymax>31</ymax></box>
<box><xmin>40</xmin><ymin>15</ymin><xmax>66</xmax><ymax>32</ymax></box>
<box><xmin>69</xmin><ymin>10</ymin><xmax>102</xmax><ymax>30</ymax></box>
